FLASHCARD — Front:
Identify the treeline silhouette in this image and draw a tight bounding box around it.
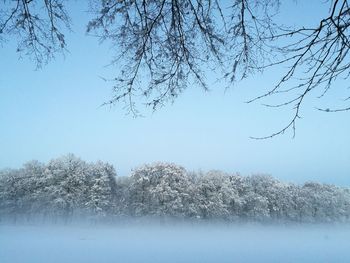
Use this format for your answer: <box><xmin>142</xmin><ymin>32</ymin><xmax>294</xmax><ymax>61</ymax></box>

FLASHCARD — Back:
<box><xmin>1</xmin><ymin>154</ymin><xmax>350</xmax><ymax>223</ymax></box>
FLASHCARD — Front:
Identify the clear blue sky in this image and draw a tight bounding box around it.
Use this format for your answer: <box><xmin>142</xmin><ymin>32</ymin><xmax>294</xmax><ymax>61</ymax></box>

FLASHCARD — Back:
<box><xmin>0</xmin><ymin>1</ymin><xmax>349</xmax><ymax>185</ymax></box>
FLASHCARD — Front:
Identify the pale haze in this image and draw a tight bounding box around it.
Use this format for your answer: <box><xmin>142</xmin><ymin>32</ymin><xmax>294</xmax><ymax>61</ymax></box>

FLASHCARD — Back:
<box><xmin>1</xmin><ymin>224</ymin><xmax>350</xmax><ymax>263</ymax></box>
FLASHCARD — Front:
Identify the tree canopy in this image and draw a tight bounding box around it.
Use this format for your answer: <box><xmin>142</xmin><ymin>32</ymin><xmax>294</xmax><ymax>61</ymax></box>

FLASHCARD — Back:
<box><xmin>1</xmin><ymin>155</ymin><xmax>350</xmax><ymax>223</ymax></box>
<box><xmin>1</xmin><ymin>0</ymin><xmax>349</xmax><ymax>137</ymax></box>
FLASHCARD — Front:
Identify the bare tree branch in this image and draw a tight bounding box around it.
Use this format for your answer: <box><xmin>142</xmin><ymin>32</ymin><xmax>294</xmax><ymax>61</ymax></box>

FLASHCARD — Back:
<box><xmin>249</xmin><ymin>0</ymin><xmax>350</xmax><ymax>138</ymax></box>
<box><xmin>0</xmin><ymin>0</ymin><xmax>71</xmax><ymax>67</ymax></box>
<box><xmin>1</xmin><ymin>0</ymin><xmax>349</xmax><ymax>138</ymax></box>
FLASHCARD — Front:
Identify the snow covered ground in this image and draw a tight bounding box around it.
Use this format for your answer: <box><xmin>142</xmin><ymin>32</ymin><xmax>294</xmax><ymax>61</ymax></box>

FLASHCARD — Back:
<box><xmin>1</xmin><ymin>224</ymin><xmax>349</xmax><ymax>263</ymax></box>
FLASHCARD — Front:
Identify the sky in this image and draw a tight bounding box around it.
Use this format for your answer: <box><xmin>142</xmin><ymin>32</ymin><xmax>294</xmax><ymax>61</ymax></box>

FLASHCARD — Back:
<box><xmin>0</xmin><ymin>1</ymin><xmax>349</xmax><ymax>185</ymax></box>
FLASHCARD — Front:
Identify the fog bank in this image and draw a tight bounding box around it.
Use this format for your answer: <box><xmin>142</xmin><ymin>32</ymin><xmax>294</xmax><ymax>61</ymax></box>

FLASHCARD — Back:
<box><xmin>1</xmin><ymin>224</ymin><xmax>349</xmax><ymax>263</ymax></box>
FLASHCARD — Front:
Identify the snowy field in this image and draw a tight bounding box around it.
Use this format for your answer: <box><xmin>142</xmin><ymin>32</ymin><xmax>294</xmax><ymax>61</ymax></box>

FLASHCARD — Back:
<box><xmin>1</xmin><ymin>224</ymin><xmax>349</xmax><ymax>263</ymax></box>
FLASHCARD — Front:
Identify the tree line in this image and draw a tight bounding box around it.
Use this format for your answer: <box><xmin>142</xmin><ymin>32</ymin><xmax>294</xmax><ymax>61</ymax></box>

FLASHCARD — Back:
<box><xmin>1</xmin><ymin>154</ymin><xmax>350</xmax><ymax>223</ymax></box>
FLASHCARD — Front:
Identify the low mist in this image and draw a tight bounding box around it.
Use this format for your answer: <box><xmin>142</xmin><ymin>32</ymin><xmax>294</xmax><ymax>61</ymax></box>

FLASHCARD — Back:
<box><xmin>1</xmin><ymin>223</ymin><xmax>349</xmax><ymax>263</ymax></box>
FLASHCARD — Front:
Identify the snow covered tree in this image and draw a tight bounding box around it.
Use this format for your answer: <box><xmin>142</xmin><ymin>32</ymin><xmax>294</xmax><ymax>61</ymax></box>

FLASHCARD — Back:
<box><xmin>128</xmin><ymin>163</ymin><xmax>194</xmax><ymax>218</ymax></box>
<box><xmin>0</xmin><ymin>161</ymin><xmax>45</xmax><ymax>222</ymax></box>
<box><xmin>42</xmin><ymin>154</ymin><xmax>90</xmax><ymax>220</ymax></box>
<box><xmin>85</xmin><ymin>161</ymin><xmax>117</xmax><ymax>218</ymax></box>
<box><xmin>0</xmin><ymin>168</ymin><xmax>22</xmax><ymax>222</ymax></box>
<box><xmin>246</xmin><ymin>174</ymin><xmax>293</xmax><ymax>220</ymax></box>
<box><xmin>1</xmin><ymin>156</ymin><xmax>350</xmax><ymax>223</ymax></box>
<box><xmin>194</xmin><ymin>171</ymin><xmax>240</xmax><ymax>220</ymax></box>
